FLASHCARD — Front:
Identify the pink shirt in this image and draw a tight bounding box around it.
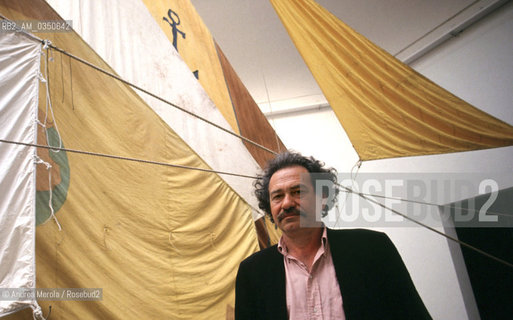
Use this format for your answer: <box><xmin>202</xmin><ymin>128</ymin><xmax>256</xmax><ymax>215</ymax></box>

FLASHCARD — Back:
<box><xmin>278</xmin><ymin>228</ymin><xmax>346</xmax><ymax>320</ymax></box>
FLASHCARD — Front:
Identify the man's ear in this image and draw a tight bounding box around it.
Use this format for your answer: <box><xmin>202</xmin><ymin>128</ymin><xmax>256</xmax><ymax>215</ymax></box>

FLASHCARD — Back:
<box><xmin>321</xmin><ymin>195</ymin><xmax>329</xmax><ymax>214</ymax></box>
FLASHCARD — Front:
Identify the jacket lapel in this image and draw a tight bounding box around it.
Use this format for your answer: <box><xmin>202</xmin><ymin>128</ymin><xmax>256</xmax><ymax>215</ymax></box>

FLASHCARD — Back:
<box><xmin>261</xmin><ymin>246</ymin><xmax>288</xmax><ymax>319</ymax></box>
<box><xmin>327</xmin><ymin>229</ymin><xmax>369</xmax><ymax>319</ymax></box>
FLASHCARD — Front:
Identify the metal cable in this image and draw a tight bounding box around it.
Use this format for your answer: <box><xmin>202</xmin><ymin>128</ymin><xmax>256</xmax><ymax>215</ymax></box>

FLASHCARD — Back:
<box><xmin>2</xmin><ymin>14</ymin><xmax>511</xmax><ymax>269</ymax></box>
<box><xmin>339</xmin><ymin>188</ymin><xmax>512</xmax><ymax>219</ymax></box>
<box><xmin>0</xmin><ymin>14</ymin><xmax>278</xmax><ymax>157</ymax></box>
<box><xmin>47</xmin><ymin>45</ymin><xmax>278</xmax><ymax>156</ymax></box>
<box><xmin>0</xmin><ymin>139</ymin><xmax>257</xmax><ymax>179</ymax></box>
<box><xmin>338</xmin><ymin>184</ymin><xmax>513</xmax><ymax>269</ymax></box>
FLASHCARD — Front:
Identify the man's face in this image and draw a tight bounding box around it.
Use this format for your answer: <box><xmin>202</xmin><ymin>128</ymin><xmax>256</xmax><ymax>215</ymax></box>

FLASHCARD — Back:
<box><xmin>268</xmin><ymin>166</ymin><xmax>320</xmax><ymax>234</ymax></box>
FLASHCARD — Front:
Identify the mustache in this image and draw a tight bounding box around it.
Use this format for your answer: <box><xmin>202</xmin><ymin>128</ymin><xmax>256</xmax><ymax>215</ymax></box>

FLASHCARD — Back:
<box><xmin>277</xmin><ymin>208</ymin><xmax>306</xmax><ymax>222</ymax></box>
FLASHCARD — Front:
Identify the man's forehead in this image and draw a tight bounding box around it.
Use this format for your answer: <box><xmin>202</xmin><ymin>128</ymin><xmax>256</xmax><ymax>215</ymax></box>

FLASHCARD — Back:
<box><xmin>269</xmin><ymin>166</ymin><xmax>312</xmax><ymax>190</ymax></box>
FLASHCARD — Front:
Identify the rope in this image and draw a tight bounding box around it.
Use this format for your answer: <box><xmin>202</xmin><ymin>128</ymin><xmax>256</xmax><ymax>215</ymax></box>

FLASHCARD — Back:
<box><xmin>338</xmin><ymin>183</ymin><xmax>513</xmax><ymax>269</ymax></box>
<box><xmin>338</xmin><ymin>188</ymin><xmax>512</xmax><ymax>219</ymax></box>
<box><xmin>41</xmin><ymin>40</ymin><xmax>63</xmax><ymax>151</ymax></box>
<box><xmin>31</xmin><ymin>304</ymin><xmax>46</xmax><ymax>320</ymax></box>
<box><xmin>332</xmin><ymin>159</ymin><xmax>362</xmax><ymax>228</ymax></box>
<box><xmin>34</xmin><ymin>156</ymin><xmax>62</xmax><ymax>231</ymax></box>
<box><xmin>0</xmin><ymin>139</ymin><xmax>257</xmax><ymax>179</ymax></box>
<box><xmin>5</xmin><ymin>136</ymin><xmax>511</xmax><ymax>271</ymax></box>
<box><xmin>47</xmin><ymin>45</ymin><xmax>278</xmax><ymax>156</ymax></box>
<box><xmin>33</xmin><ymin>40</ymin><xmax>64</xmax><ymax>231</ymax></box>
<box><xmin>0</xmin><ymin>14</ymin><xmax>278</xmax><ymax>157</ymax></box>
<box><xmin>1</xmin><ymin>13</ymin><xmax>510</xmax><ymax>270</ymax></box>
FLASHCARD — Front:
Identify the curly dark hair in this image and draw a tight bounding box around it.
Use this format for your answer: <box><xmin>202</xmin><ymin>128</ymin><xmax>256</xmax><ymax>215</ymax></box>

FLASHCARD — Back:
<box><xmin>254</xmin><ymin>151</ymin><xmax>339</xmax><ymax>223</ymax></box>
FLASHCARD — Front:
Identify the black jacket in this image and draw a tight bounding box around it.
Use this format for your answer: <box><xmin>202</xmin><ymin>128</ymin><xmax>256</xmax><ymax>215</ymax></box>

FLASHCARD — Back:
<box><xmin>235</xmin><ymin>228</ymin><xmax>431</xmax><ymax>319</ymax></box>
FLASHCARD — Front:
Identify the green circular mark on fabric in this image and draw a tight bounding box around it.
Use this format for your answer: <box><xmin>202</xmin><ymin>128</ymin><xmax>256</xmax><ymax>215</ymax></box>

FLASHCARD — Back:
<box><xmin>36</xmin><ymin>128</ymin><xmax>70</xmax><ymax>226</ymax></box>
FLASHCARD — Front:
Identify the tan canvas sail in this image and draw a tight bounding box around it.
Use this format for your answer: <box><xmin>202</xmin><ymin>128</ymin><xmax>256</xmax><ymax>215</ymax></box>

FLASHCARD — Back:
<box><xmin>140</xmin><ymin>0</ymin><xmax>284</xmax><ymax>244</ymax></box>
<box><xmin>141</xmin><ymin>0</ymin><xmax>286</xmax><ymax>165</ymax></box>
<box><xmin>0</xmin><ymin>0</ymin><xmax>258</xmax><ymax>318</ymax></box>
<box><xmin>47</xmin><ymin>0</ymin><xmax>265</xmax><ymax>221</ymax></box>
<box><xmin>141</xmin><ymin>0</ymin><xmax>240</xmax><ymax>135</ymax></box>
<box><xmin>270</xmin><ymin>0</ymin><xmax>513</xmax><ymax>161</ymax></box>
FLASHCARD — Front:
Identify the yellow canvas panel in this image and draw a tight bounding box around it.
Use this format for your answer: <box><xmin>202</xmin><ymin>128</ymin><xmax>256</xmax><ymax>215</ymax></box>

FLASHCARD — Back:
<box><xmin>142</xmin><ymin>0</ymin><xmax>287</xmax><ymax>249</ymax></box>
<box><xmin>141</xmin><ymin>0</ymin><xmax>240</xmax><ymax>135</ymax></box>
<box><xmin>270</xmin><ymin>0</ymin><xmax>513</xmax><ymax>160</ymax></box>
<box><xmin>1</xmin><ymin>1</ymin><xmax>259</xmax><ymax>319</ymax></box>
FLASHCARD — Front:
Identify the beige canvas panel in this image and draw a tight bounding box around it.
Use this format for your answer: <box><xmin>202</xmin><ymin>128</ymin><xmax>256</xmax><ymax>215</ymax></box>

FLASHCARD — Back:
<box><xmin>47</xmin><ymin>0</ymin><xmax>264</xmax><ymax>220</ymax></box>
<box><xmin>142</xmin><ymin>0</ymin><xmax>240</xmax><ymax>135</ymax></box>
<box><xmin>0</xmin><ymin>1</ymin><xmax>259</xmax><ymax>318</ymax></box>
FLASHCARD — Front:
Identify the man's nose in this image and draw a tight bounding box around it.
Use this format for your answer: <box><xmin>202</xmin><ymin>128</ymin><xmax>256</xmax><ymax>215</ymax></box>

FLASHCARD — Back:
<box><xmin>282</xmin><ymin>193</ymin><xmax>296</xmax><ymax>209</ymax></box>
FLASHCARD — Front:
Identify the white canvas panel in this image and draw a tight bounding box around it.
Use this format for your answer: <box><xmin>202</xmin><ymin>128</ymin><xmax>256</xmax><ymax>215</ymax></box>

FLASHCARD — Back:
<box><xmin>0</xmin><ymin>31</ymin><xmax>41</xmax><ymax>317</ymax></box>
<box><xmin>47</xmin><ymin>0</ymin><xmax>264</xmax><ymax>219</ymax></box>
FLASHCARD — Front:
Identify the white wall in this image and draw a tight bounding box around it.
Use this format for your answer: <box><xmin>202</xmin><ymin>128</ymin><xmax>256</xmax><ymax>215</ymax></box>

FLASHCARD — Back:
<box><xmin>267</xmin><ymin>3</ymin><xmax>513</xmax><ymax>319</ymax></box>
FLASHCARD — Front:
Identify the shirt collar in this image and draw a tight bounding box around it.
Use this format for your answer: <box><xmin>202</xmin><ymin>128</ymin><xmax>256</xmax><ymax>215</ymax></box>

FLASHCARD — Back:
<box><xmin>278</xmin><ymin>227</ymin><xmax>328</xmax><ymax>258</ymax></box>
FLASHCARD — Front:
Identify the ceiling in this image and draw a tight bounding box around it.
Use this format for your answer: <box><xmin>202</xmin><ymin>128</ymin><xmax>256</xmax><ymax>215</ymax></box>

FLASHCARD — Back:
<box><xmin>189</xmin><ymin>0</ymin><xmax>482</xmax><ymax>113</ymax></box>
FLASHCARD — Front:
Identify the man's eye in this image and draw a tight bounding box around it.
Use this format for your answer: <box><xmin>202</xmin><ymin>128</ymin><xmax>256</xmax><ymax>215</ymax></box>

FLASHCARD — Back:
<box><xmin>293</xmin><ymin>189</ymin><xmax>304</xmax><ymax>195</ymax></box>
<box><xmin>271</xmin><ymin>194</ymin><xmax>283</xmax><ymax>201</ymax></box>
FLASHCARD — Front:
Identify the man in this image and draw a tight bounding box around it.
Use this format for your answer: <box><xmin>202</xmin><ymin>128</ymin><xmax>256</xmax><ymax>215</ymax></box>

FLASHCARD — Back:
<box><xmin>235</xmin><ymin>152</ymin><xmax>431</xmax><ymax>319</ymax></box>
